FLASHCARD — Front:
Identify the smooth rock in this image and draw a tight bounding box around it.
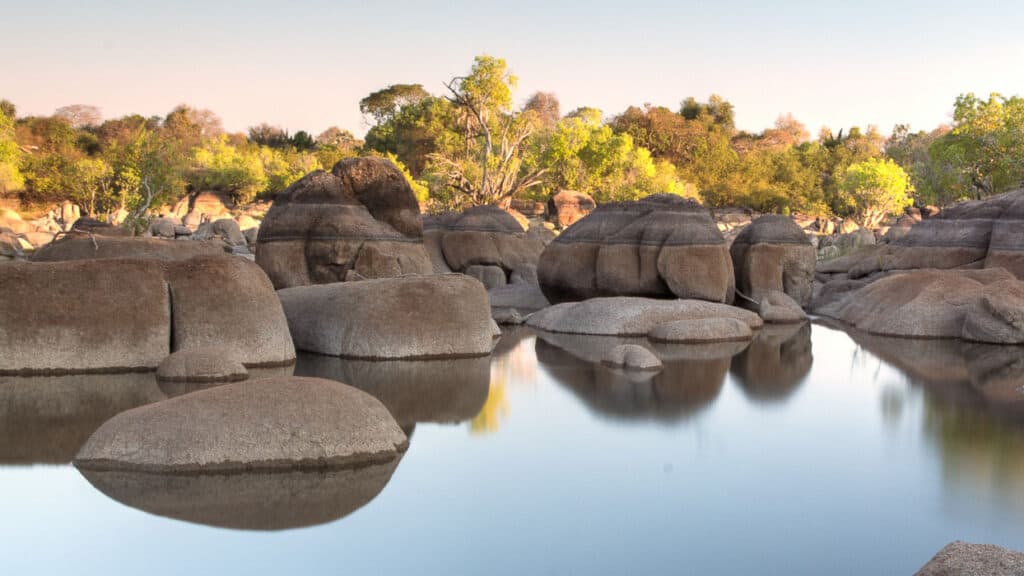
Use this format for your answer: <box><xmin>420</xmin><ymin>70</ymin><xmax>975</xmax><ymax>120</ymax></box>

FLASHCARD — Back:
<box><xmin>648</xmin><ymin>317</ymin><xmax>753</xmax><ymax>343</ymax></box>
<box><xmin>730</xmin><ymin>215</ymin><xmax>816</xmax><ymax>305</ymax></box>
<box><xmin>758</xmin><ymin>290</ymin><xmax>808</xmax><ymax>324</ymax></box>
<box><xmin>156</xmin><ymin>348</ymin><xmax>249</xmax><ymax>383</ymax></box>
<box><xmin>548</xmin><ymin>189</ymin><xmax>596</xmax><ymax>228</ymax></box>
<box><xmin>33</xmin><ymin>235</ymin><xmax>229</xmax><ymax>262</ymax></box>
<box><xmin>526</xmin><ymin>297</ymin><xmax>762</xmax><ymax>336</ymax></box>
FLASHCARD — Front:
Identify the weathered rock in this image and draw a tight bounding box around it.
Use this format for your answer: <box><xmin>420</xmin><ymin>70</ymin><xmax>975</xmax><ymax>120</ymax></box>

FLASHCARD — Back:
<box><xmin>33</xmin><ymin>235</ymin><xmax>229</xmax><ymax>262</ymax></box>
<box><xmin>423</xmin><ymin>205</ymin><xmax>545</xmax><ymax>276</ymax></box>
<box><xmin>818</xmin><ymin>228</ymin><xmax>875</xmax><ymax>260</ymax></box>
<box><xmin>60</xmin><ymin>201</ymin><xmax>81</xmax><ymax>229</ymax></box>
<box><xmin>648</xmin><ymin>317</ymin><xmax>753</xmax><ymax>343</ymax></box>
<box><xmin>825</xmin><ymin>268</ymin><xmax>1024</xmax><ymax>343</ymax></box>
<box><xmin>510</xmin><ymin>198</ymin><xmax>546</xmax><ymax>218</ymax></box>
<box><xmin>601</xmin><ymin>344</ymin><xmax>663</xmax><ymax>371</ymax></box>
<box><xmin>182</xmin><ymin>210</ymin><xmax>204</xmax><ymax>230</ymax></box>
<box><xmin>190</xmin><ymin>191</ymin><xmax>233</xmax><ymax>218</ymax></box>
<box><xmin>256</xmin><ymin>157</ymin><xmax>433</xmax><ymax>289</ymax></box>
<box><xmin>148</xmin><ymin>217</ymin><xmax>178</xmax><ymax>238</ymax></box>
<box><xmin>914</xmin><ymin>541</ymin><xmax>1024</xmax><ymax>576</ymax></box>
<box><xmin>488</xmin><ymin>282</ymin><xmax>551</xmax><ymax>318</ymax></box>
<box><xmin>23</xmin><ymin>231</ymin><xmax>55</xmax><ymax>248</ymax></box>
<box><xmin>278</xmin><ymin>274</ymin><xmax>494</xmax><ymax>359</ymax></box>
<box><xmin>730</xmin><ymin>215</ymin><xmax>815</xmax><ymax>306</ymax></box>
<box><xmin>538</xmin><ymin>194</ymin><xmax>735</xmax><ymax>304</ymax></box>
<box><xmin>526</xmin><ymin>296</ymin><xmax>762</xmax><ymax>336</ymax></box>
<box><xmin>0</xmin><ymin>228</ymin><xmax>24</xmax><ymax>259</ymax></box>
<box><xmin>465</xmin><ymin>264</ymin><xmax>507</xmax><ymax>290</ymax></box>
<box><xmin>548</xmin><ymin>189</ymin><xmax>596</xmax><ymax>228</ymax></box>
<box><xmin>757</xmin><ymin>290</ymin><xmax>808</xmax><ymax>323</ymax></box>
<box><xmin>156</xmin><ymin>348</ymin><xmax>249</xmax><ymax>384</ymax></box>
<box><xmin>74</xmin><ymin>376</ymin><xmax>408</xmax><ymax>472</ymax></box>
<box><xmin>0</xmin><ymin>216</ymin><xmax>33</xmax><ymax>234</ymax></box>
<box><xmin>194</xmin><ymin>218</ymin><xmax>246</xmax><ymax>246</ymax></box>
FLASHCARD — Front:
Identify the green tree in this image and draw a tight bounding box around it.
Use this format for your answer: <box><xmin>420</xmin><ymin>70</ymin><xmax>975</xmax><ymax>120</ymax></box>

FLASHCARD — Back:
<box><xmin>0</xmin><ymin>107</ymin><xmax>25</xmax><ymax>197</ymax></box>
<box><xmin>838</xmin><ymin>158</ymin><xmax>913</xmax><ymax>227</ymax></box>
<box><xmin>189</xmin><ymin>136</ymin><xmax>267</xmax><ymax>203</ymax></box>
<box><xmin>360</xmin><ymin>84</ymin><xmax>431</xmax><ymax>126</ymax></box>
<box><xmin>67</xmin><ymin>157</ymin><xmax>113</xmax><ymax>215</ymax></box>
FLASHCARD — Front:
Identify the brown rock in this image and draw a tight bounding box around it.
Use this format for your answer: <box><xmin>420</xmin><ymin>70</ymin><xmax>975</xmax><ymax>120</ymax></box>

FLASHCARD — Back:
<box><xmin>547</xmin><ymin>190</ymin><xmax>596</xmax><ymax>228</ymax></box>
<box><xmin>730</xmin><ymin>215</ymin><xmax>815</xmax><ymax>306</ymax></box>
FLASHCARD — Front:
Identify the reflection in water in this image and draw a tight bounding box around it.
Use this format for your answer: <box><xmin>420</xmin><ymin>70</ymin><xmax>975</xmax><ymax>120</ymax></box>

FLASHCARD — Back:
<box><xmin>0</xmin><ymin>373</ymin><xmax>165</xmax><ymax>464</ymax></box>
<box><xmin>730</xmin><ymin>323</ymin><xmax>813</xmax><ymax>402</ymax></box>
<box><xmin>472</xmin><ymin>328</ymin><xmax>538</xmax><ymax>434</ymax></box>
<box><xmin>845</xmin><ymin>328</ymin><xmax>1024</xmax><ymax>510</ymax></box>
<box><xmin>78</xmin><ymin>459</ymin><xmax>402</xmax><ymax>531</ymax></box>
<box><xmin>534</xmin><ymin>330</ymin><xmax>749</xmax><ymax>422</ymax></box>
<box><xmin>294</xmin><ymin>353</ymin><xmax>490</xmax><ymax>428</ymax></box>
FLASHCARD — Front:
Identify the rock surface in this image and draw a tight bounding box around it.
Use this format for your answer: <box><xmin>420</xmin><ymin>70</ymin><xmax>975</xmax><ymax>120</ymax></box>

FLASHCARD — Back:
<box><xmin>33</xmin><ymin>235</ymin><xmax>229</xmax><ymax>262</ymax></box>
<box><xmin>548</xmin><ymin>189</ymin><xmax>596</xmax><ymax>228</ymax></box>
<box><xmin>648</xmin><ymin>317</ymin><xmax>753</xmax><ymax>343</ymax></box>
<box><xmin>757</xmin><ymin>290</ymin><xmax>808</xmax><ymax>324</ymax></box>
<box><xmin>526</xmin><ymin>296</ymin><xmax>762</xmax><ymax>336</ymax></box>
<box><xmin>601</xmin><ymin>344</ymin><xmax>663</xmax><ymax>370</ymax></box>
<box><xmin>74</xmin><ymin>376</ymin><xmax>408</xmax><ymax>472</ymax></box>
<box><xmin>537</xmin><ymin>194</ymin><xmax>735</xmax><ymax>304</ymax></box>
<box><xmin>255</xmin><ymin>157</ymin><xmax>433</xmax><ymax>289</ymax></box>
<box><xmin>156</xmin><ymin>348</ymin><xmax>248</xmax><ymax>383</ymax></box>
<box><xmin>730</xmin><ymin>215</ymin><xmax>815</xmax><ymax>306</ymax></box>
<box><xmin>278</xmin><ymin>274</ymin><xmax>495</xmax><ymax>359</ymax></box>
<box><xmin>914</xmin><ymin>541</ymin><xmax>1024</xmax><ymax>576</ymax></box>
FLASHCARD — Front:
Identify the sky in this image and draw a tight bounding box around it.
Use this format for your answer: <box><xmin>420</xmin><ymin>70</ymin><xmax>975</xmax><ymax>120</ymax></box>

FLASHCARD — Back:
<box><xmin>3</xmin><ymin>0</ymin><xmax>1024</xmax><ymax>138</ymax></box>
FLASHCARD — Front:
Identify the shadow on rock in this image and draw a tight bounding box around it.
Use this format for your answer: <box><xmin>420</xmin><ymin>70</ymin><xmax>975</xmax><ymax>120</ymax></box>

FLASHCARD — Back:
<box><xmin>293</xmin><ymin>353</ymin><xmax>490</xmax><ymax>427</ymax></box>
<box><xmin>730</xmin><ymin>322</ymin><xmax>813</xmax><ymax>403</ymax></box>
<box><xmin>0</xmin><ymin>372</ymin><xmax>165</xmax><ymax>465</ymax></box>
<box><xmin>534</xmin><ymin>331</ymin><xmax>748</xmax><ymax>422</ymax></box>
<box><xmin>78</xmin><ymin>458</ymin><xmax>401</xmax><ymax>531</ymax></box>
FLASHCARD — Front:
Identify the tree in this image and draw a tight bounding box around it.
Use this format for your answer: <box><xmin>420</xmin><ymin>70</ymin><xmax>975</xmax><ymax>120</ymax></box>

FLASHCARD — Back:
<box><xmin>67</xmin><ymin>157</ymin><xmax>113</xmax><ymax>215</ymax></box>
<box><xmin>291</xmin><ymin>130</ymin><xmax>316</xmax><ymax>150</ymax></box>
<box><xmin>55</xmin><ymin>104</ymin><xmax>102</xmax><ymax>128</ymax></box>
<box><xmin>163</xmin><ymin>105</ymin><xmax>223</xmax><ymax>148</ymax></box>
<box><xmin>523</xmin><ymin>92</ymin><xmax>561</xmax><ymax>130</ymax></box>
<box><xmin>359</xmin><ymin>84</ymin><xmax>430</xmax><ymax>126</ymax></box>
<box><xmin>248</xmin><ymin>123</ymin><xmax>291</xmax><ymax>148</ymax></box>
<box><xmin>838</xmin><ymin>158</ymin><xmax>912</xmax><ymax>227</ymax></box>
<box><xmin>189</xmin><ymin>136</ymin><xmax>267</xmax><ymax>203</ymax></box>
<box><xmin>886</xmin><ymin>123</ymin><xmax>954</xmax><ymax>205</ymax></box>
<box><xmin>430</xmin><ymin>55</ymin><xmax>548</xmax><ymax>206</ymax></box>
<box><xmin>0</xmin><ymin>99</ymin><xmax>15</xmax><ymax>120</ymax></box>
<box><xmin>680</xmin><ymin>94</ymin><xmax>735</xmax><ymax>133</ymax></box>
<box><xmin>0</xmin><ymin>107</ymin><xmax>25</xmax><ymax>196</ymax></box>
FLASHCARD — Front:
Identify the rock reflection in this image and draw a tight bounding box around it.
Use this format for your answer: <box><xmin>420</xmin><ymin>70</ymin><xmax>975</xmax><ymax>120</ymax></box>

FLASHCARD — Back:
<box><xmin>294</xmin><ymin>353</ymin><xmax>490</xmax><ymax>427</ymax></box>
<box><xmin>0</xmin><ymin>372</ymin><xmax>165</xmax><ymax>464</ymax></box>
<box><xmin>730</xmin><ymin>323</ymin><xmax>813</xmax><ymax>402</ymax></box>
<box><xmin>534</xmin><ymin>331</ymin><xmax>747</xmax><ymax>422</ymax></box>
<box><xmin>847</xmin><ymin>330</ymin><xmax>1024</xmax><ymax>509</ymax></box>
<box><xmin>78</xmin><ymin>459</ymin><xmax>401</xmax><ymax>531</ymax></box>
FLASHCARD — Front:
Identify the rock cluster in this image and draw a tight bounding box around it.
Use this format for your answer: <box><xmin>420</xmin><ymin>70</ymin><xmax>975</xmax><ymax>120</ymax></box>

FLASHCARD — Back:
<box><xmin>256</xmin><ymin>157</ymin><xmax>433</xmax><ymax>289</ymax></box>
<box><xmin>730</xmin><ymin>215</ymin><xmax>816</xmax><ymax>306</ymax></box>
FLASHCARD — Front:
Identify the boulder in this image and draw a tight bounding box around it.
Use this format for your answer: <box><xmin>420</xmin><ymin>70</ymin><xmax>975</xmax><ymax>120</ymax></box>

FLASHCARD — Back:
<box><xmin>510</xmin><ymin>198</ymin><xmax>546</xmax><ymax>218</ymax></box>
<box><xmin>730</xmin><ymin>215</ymin><xmax>815</xmax><ymax>306</ymax></box>
<box><xmin>156</xmin><ymin>348</ymin><xmax>249</xmax><ymax>384</ymax></box>
<box><xmin>488</xmin><ymin>282</ymin><xmax>551</xmax><ymax>319</ymax></box>
<box><xmin>537</xmin><ymin>194</ymin><xmax>735</xmax><ymax>304</ymax></box>
<box><xmin>23</xmin><ymin>230</ymin><xmax>55</xmax><ymax>248</ymax></box>
<box><xmin>601</xmin><ymin>344</ymin><xmax>663</xmax><ymax>371</ymax></box>
<box><xmin>0</xmin><ymin>216</ymin><xmax>33</xmax><ymax>234</ymax></box>
<box><xmin>182</xmin><ymin>210</ymin><xmax>204</xmax><ymax>230</ymax></box>
<box><xmin>60</xmin><ymin>201</ymin><xmax>81</xmax><ymax>229</ymax></box>
<box><xmin>547</xmin><ymin>189</ymin><xmax>596</xmax><ymax>228</ymax></box>
<box><xmin>147</xmin><ymin>217</ymin><xmax>178</xmax><ymax>239</ymax></box>
<box><xmin>236</xmin><ymin>214</ymin><xmax>259</xmax><ymax>231</ymax></box>
<box><xmin>278</xmin><ymin>274</ymin><xmax>494</xmax><ymax>359</ymax></box>
<box><xmin>914</xmin><ymin>541</ymin><xmax>1024</xmax><ymax>576</ymax></box>
<box><xmin>648</xmin><ymin>317</ymin><xmax>753</xmax><ymax>343</ymax></box>
<box><xmin>825</xmin><ymin>268</ymin><xmax>1024</xmax><ymax>343</ymax></box>
<box><xmin>256</xmin><ymin>157</ymin><xmax>433</xmax><ymax>289</ymax></box>
<box><xmin>74</xmin><ymin>376</ymin><xmax>408</xmax><ymax>472</ymax></box>
<box><xmin>757</xmin><ymin>290</ymin><xmax>808</xmax><ymax>323</ymax></box>
<box><xmin>0</xmin><ymin>228</ymin><xmax>24</xmax><ymax>259</ymax></box>
<box><xmin>190</xmin><ymin>191</ymin><xmax>233</xmax><ymax>218</ymax></box>
<box><xmin>194</xmin><ymin>218</ymin><xmax>246</xmax><ymax>246</ymax></box>
<box><xmin>526</xmin><ymin>296</ymin><xmax>762</xmax><ymax>336</ymax></box>
<box><xmin>33</xmin><ymin>235</ymin><xmax>229</xmax><ymax>262</ymax></box>
<box><xmin>465</xmin><ymin>264</ymin><xmax>507</xmax><ymax>290</ymax></box>
<box><xmin>422</xmin><ymin>205</ymin><xmax>546</xmax><ymax>280</ymax></box>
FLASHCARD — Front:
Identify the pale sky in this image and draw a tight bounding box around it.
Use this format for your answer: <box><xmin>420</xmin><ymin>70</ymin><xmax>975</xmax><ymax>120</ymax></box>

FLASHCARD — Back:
<box><xmin>4</xmin><ymin>0</ymin><xmax>1023</xmax><ymax>138</ymax></box>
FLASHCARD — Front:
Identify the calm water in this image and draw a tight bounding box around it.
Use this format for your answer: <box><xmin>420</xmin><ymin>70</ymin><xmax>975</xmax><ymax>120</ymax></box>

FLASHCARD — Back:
<box><xmin>2</xmin><ymin>323</ymin><xmax>1024</xmax><ymax>574</ymax></box>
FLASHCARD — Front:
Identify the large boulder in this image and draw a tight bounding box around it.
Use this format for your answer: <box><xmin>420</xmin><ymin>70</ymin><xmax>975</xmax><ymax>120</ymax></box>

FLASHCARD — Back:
<box><xmin>537</xmin><ymin>194</ymin><xmax>735</xmax><ymax>304</ymax></box>
<box><xmin>74</xmin><ymin>376</ymin><xmax>408</xmax><ymax>472</ymax></box>
<box><xmin>156</xmin><ymin>348</ymin><xmax>248</xmax><ymax>384</ymax></box>
<box><xmin>915</xmin><ymin>541</ymin><xmax>1024</xmax><ymax>576</ymax></box>
<box><xmin>422</xmin><ymin>205</ymin><xmax>546</xmax><ymax>283</ymax></box>
<box><xmin>648</xmin><ymin>317</ymin><xmax>753</xmax><ymax>343</ymax></box>
<box><xmin>255</xmin><ymin>157</ymin><xmax>433</xmax><ymax>289</ymax></box>
<box><xmin>548</xmin><ymin>189</ymin><xmax>596</xmax><ymax>228</ymax></box>
<box><xmin>526</xmin><ymin>296</ymin><xmax>762</xmax><ymax>336</ymax></box>
<box><xmin>0</xmin><ymin>255</ymin><xmax>296</xmax><ymax>373</ymax></box>
<box><xmin>730</xmin><ymin>215</ymin><xmax>815</xmax><ymax>306</ymax></box>
<box><xmin>824</xmin><ymin>268</ymin><xmax>1024</xmax><ymax>343</ymax></box>
<box><xmin>33</xmin><ymin>235</ymin><xmax>229</xmax><ymax>262</ymax></box>
<box><xmin>189</xmin><ymin>191</ymin><xmax>233</xmax><ymax>219</ymax></box>
<box><xmin>278</xmin><ymin>274</ymin><xmax>495</xmax><ymax>359</ymax></box>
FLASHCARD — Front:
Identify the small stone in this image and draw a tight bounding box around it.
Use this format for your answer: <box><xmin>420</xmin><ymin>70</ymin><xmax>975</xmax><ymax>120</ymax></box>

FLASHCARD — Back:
<box><xmin>758</xmin><ymin>290</ymin><xmax>808</xmax><ymax>324</ymax></box>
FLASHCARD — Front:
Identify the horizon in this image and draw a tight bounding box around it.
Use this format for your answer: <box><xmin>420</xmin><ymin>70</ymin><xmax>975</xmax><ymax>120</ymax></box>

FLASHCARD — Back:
<box><xmin>5</xmin><ymin>0</ymin><xmax>1023</xmax><ymax>138</ymax></box>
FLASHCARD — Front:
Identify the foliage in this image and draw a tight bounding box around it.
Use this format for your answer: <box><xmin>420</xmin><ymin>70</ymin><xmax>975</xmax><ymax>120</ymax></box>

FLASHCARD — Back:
<box><xmin>360</xmin><ymin>84</ymin><xmax>430</xmax><ymax>126</ymax></box>
<box><xmin>838</xmin><ymin>158</ymin><xmax>913</xmax><ymax>227</ymax></box>
<box><xmin>0</xmin><ymin>108</ymin><xmax>25</xmax><ymax>196</ymax></box>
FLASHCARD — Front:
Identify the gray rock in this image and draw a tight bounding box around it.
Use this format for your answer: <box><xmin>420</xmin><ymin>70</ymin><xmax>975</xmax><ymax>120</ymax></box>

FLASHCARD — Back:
<box><xmin>601</xmin><ymin>344</ymin><xmax>663</xmax><ymax>371</ymax></box>
<box><xmin>526</xmin><ymin>297</ymin><xmax>762</xmax><ymax>336</ymax></box>
<box><xmin>730</xmin><ymin>215</ymin><xmax>816</xmax><ymax>306</ymax></box>
<box><xmin>915</xmin><ymin>541</ymin><xmax>1024</xmax><ymax>576</ymax></box>
<box><xmin>465</xmin><ymin>264</ymin><xmax>507</xmax><ymax>290</ymax></box>
<box><xmin>156</xmin><ymin>348</ymin><xmax>249</xmax><ymax>384</ymax></box>
<box><xmin>148</xmin><ymin>218</ymin><xmax>178</xmax><ymax>238</ymax></box>
<box><xmin>278</xmin><ymin>274</ymin><xmax>494</xmax><ymax>359</ymax></box>
<box><xmin>74</xmin><ymin>376</ymin><xmax>408</xmax><ymax>472</ymax></box>
<box><xmin>758</xmin><ymin>290</ymin><xmax>807</xmax><ymax>324</ymax></box>
<box><xmin>648</xmin><ymin>317</ymin><xmax>753</xmax><ymax>343</ymax></box>
<box><xmin>33</xmin><ymin>235</ymin><xmax>229</xmax><ymax>262</ymax></box>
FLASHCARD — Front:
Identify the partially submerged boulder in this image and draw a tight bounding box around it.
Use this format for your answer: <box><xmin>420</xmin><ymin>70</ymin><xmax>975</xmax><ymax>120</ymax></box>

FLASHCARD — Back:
<box><xmin>648</xmin><ymin>317</ymin><xmax>753</xmax><ymax>343</ymax></box>
<box><xmin>256</xmin><ymin>157</ymin><xmax>433</xmax><ymax>289</ymax></box>
<box><xmin>914</xmin><ymin>541</ymin><xmax>1024</xmax><ymax>576</ymax></box>
<box><xmin>278</xmin><ymin>274</ymin><xmax>494</xmax><ymax>359</ymax></box>
<box><xmin>824</xmin><ymin>268</ymin><xmax>1024</xmax><ymax>343</ymax></box>
<box><xmin>526</xmin><ymin>296</ymin><xmax>762</xmax><ymax>336</ymax></box>
<box><xmin>730</xmin><ymin>215</ymin><xmax>815</xmax><ymax>306</ymax></box>
<box><xmin>601</xmin><ymin>344</ymin><xmax>663</xmax><ymax>371</ymax></box>
<box><xmin>537</xmin><ymin>194</ymin><xmax>735</xmax><ymax>304</ymax></box>
<box><xmin>156</xmin><ymin>348</ymin><xmax>248</xmax><ymax>384</ymax></box>
<box><xmin>74</xmin><ymin>376</ymin><xmax>408</xmax><ymax>472</ymax></box>
<box><xmin>757</xmin><ymin>290</ymin><xmax>808</xmax><ymax>324</ymax></box>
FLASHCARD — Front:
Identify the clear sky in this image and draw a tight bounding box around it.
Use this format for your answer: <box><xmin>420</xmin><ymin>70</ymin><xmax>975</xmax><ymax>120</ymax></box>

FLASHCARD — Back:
<box><xmin>4</xmin><ymin>0</ymin><xmax>1023</xmax><ymax>138</ymax></box>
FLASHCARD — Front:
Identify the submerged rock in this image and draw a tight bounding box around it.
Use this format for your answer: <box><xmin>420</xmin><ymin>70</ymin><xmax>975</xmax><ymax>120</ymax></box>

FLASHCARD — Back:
<box><xmin>156</xmin><ymin>348</ymin><xmax>248</xmax><ymax>384</ymax></box>
<box><xmin>526</xmin><ymin>296</ymin><xmax>762</xmax><ymax>336</ymax></box>
<box><xmin>914</xmin><ymin>541</ymin><xmax>1024</xmax><ymax>576</ymax></box>
<box><xmin>256</xmin><ymin>157</ymin><xmax>433</xmax><ymax>289</ymax></box>
<box><xmin>75</xmin><ymin>376</ymin><xmax>408</xmax><ymax>472</ymax></box>
<box><xmin>278</xmin><ymin>274</ymin><xmax>494</xmax><ymax>359</ymax></box>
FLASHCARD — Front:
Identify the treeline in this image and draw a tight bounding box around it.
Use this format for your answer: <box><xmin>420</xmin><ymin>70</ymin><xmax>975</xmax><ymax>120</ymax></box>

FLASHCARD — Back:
<box><xmin>1</xmin><ymin>55</ymin><xmax>1022</xmax><ymax>225</ymax></box>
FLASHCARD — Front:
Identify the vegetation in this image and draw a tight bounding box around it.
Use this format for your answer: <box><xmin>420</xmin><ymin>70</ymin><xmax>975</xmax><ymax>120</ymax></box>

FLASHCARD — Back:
<box><xmin>2</xmin><ymin>56</ymin><xmax>1022</xmax><ymax>225</ymax></box>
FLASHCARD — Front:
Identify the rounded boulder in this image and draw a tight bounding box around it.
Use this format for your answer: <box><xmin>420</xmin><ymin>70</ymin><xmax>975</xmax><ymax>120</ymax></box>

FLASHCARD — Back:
<box><xmin>156</xmin><ymin>348</ymin><xmax>249</xmax><ymax>384</ymax></box>
<box><xmin>648</xmin><ymin>317</ymin><xmax>753</xmax><ymax>343</ymax></box>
